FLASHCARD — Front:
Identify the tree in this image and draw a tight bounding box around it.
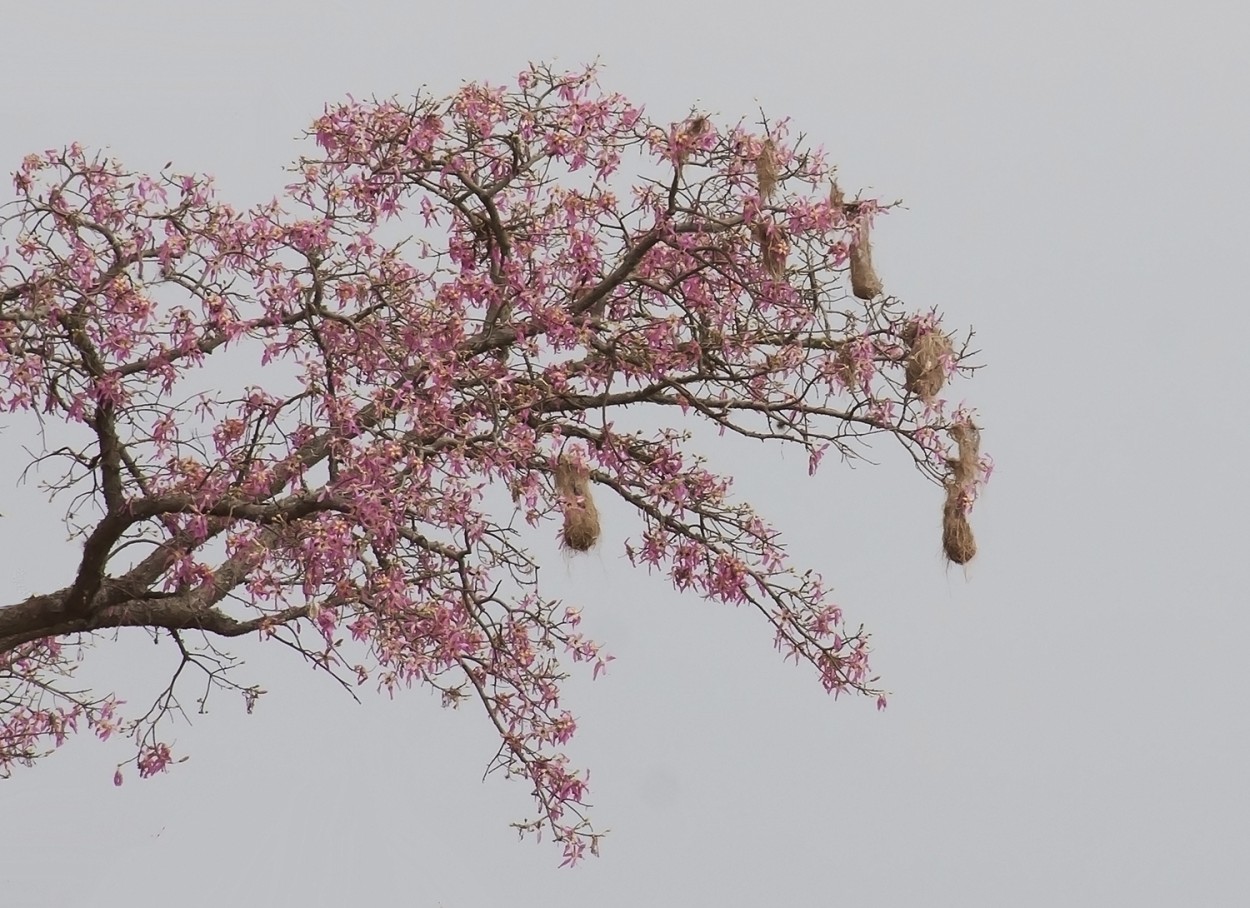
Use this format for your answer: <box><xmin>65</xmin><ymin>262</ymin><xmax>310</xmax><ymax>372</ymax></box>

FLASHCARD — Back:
<box><xmin>0</xmin><ymin>63</ymin><xmax>988</xmax><ymax>864</ymax></box>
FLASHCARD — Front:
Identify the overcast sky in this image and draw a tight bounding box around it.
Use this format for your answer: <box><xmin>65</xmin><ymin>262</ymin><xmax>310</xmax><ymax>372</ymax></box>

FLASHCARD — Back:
<box><xmin>3</xmin><ymin>1</ymin><xmax>1248</xmax><ymax>905</ymax></box>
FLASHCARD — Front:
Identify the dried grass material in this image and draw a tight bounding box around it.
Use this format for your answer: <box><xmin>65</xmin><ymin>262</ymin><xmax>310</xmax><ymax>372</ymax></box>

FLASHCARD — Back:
<box><xmin>904</xmin><ymin>328</ymin><xmax>954</xmax><ymax>401</ymax></box>
<box><xmin>756</xmin><ymin>139</ymin><xmax>779</xmax><ymax>199</ymax></box>
<box><xmin>834</xmin><ymin>342</ymin><xmax>859</xmax><ymax>389</ymax></box>
<box><xmin>942</xmin><ymin>484</ymin><xmax>977</xmax><ymax>565</ymax></box>
<box><xmin>754</xmin><ymin>219</ymin><xmax>789</xmax><ymax>280</ymax></box>
<box><xmin>685</xmin><ymin>115</ymin><xmax>709</xmax><ymax>139</ymax></box>
<box><xmin>554</xmin><ymin>456</ymin><xmax>601</xmax><ymax>552</ymax></box>
<box><xmin>848</xmin><ymin>226</ymin><xmax>883</xmax><ymax>300</ymax></box>
<box><xmin>675</xmin><ymin>116</ymin><xmax>710</xmax><ymax>164</ymax></box>
<box><xmin>948</xmin><ymin>420</ymin><xmax>981</xmax><ymax>486</ymax></box>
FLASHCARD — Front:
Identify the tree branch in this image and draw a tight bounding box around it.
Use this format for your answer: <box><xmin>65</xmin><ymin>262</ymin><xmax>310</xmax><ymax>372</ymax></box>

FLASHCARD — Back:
<box><xmin>0</xmin><ymin>597</ymin><xmax>311</xmax><ymax>654</ymax></box>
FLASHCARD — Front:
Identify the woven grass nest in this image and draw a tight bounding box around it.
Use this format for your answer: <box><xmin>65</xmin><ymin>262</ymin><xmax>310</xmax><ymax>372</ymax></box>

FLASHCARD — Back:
<box><xmin>554</xmin><ymin>455</ymin><xmax>601</xmax><ymax>553</ymax></box>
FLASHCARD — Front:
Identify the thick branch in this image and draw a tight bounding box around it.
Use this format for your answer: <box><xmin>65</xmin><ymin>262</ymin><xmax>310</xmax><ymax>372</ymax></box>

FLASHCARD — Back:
<box><xmin>61</xmin><ymin>511</ymin><xmax>134</xmax><ymax>618</ymax></box>
<box><xmin>0</xmin><ymin>594</ymin><xmax>310</xmax><ymax>654</ymax></box>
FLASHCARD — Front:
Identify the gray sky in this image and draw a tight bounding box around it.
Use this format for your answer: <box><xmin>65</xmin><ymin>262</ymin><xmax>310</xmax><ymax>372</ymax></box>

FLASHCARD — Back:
<box><xmin>2</xmin><ymin>1</ymin><xmax>1247</xmax><ymax>905</ymax></box>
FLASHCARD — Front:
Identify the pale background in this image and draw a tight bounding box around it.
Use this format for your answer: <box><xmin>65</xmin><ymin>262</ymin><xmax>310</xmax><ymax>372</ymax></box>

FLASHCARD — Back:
<box><xmin>2</xmin><ymin>1</ymin><xmax>1247</xmax><ymax>905</ymax></box>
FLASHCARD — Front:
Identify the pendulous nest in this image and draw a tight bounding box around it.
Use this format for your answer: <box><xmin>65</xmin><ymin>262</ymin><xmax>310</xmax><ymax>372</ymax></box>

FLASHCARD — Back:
<box><xmin>849</xmin><ymin>225</ymin><xmax>883</xmax><ymax>300</ymax></box>
<box><xmin>754</xmin><ymin>219</ymin><xmax>789</xmax><ymax>280</ymax></box>
<box><xmin>948</xmin><ymin>420</ymin><xmax>981</xmax><ymax>486</ymax></box>
<box><xmin>554</xmin><ymin>455</ymin><xmax>601</xmax><ymax>553</ymax></box>
<box><xmin>756</xmin><ymin>138</ymin><xmax>779</xmax><ymax>200</ymax></box>
<box><xmin>941</xmin><ymin>483</ymin><xmax>978</xmax><ymax>565</ymax></box>
<box><xmin>939</xmin><ymin>419</ymin><xmax>983</xmax><ymax>565</ymax></box>
<box><xmin>903</xmin><ymin>325</ymin><xmax>954</xmax><ymax>402</ymax></box>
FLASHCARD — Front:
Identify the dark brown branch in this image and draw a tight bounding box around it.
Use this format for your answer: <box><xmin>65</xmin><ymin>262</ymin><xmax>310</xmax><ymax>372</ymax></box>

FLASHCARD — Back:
<box><xmin>61</xmin><ymin>511</ymin><xmax>134</xmax><ymax>618</ymax></box>
<box><xmin>0</xmin><ymin>596</ymin><xmax>311</xmax><ymax>654</ymax></box>
<box><xmin>130</xmin><ymin>491</ymin><xmax>350</xmax><ymax>523</ymax></box>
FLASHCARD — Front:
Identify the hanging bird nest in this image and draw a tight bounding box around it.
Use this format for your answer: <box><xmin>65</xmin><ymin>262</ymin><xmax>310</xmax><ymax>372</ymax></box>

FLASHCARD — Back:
<box><xmin>676</xmin><ymin>115</ymin><xmax>710</xmax><ymax>164</ymax></box>
<box><xmin>829</xmin><ymin>179</ymin><xmax>846</xmax><ymax>213</ymax></box>
<box><xmin>835</xmin><ymin>341</ymin><xmax>860</xmax><ymax>390</ymax></box>
<box><xmin>939</xmin><ymin>420</ymin><xmax>982</xmax><ymax>566</ymax></box>
<box><xmin>903</xmin><ymin>326</ymin><xmax>953</xmax><ymax>402</ymax></box>
<box><xmin>849</xmin><ymin>224</ymin><xmax>883</xmax><ymax>300</ymax></box>
<box><xmin>554</xmin><ymin>455</ymin><xmax>601</xmax><ymax>552</ymax></box>
<box><xmin>941</xmin><ymin>483</ymin><xmax>977</xmax><ymax>565</ymax></box>
<box><xmin>948</xmin><ymin>420</ymin><xmax>981</xmax><ymax>486</ymax></box>
<box><xmin>754</xmin><ymin>219</ymin><xmax>789</xmax><ymax>280</ymax></box>
<box><xmin>756</xmin><ymin>138</ymin><xmax>779</xmax><ymax>200</ymax></box>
